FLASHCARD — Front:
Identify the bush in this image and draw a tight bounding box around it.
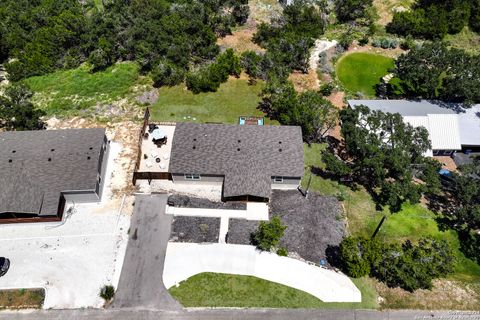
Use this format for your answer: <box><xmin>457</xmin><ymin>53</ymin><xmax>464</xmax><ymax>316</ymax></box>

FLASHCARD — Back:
<box><xmin>358</xmin><ymin>37</ymin><xmax>369</xmax><ymax>46</ymax></box>
<box><xmin>151</xmin><ymin>59</ymin><xmax>185</xmax><ymax>87</ymax></box>
<box><xmin>372</xmin><ymin>37</ymin><xmax>398</xmax><ymax>49</ymax></box>
<box><xmin>400</xmin><ymin>35</ymin><xmax>415</xmax><ymax>50</ymax></box>
<box><xmin>339</xmin><ymin>237</ymin><xmax>381</xmax><ymax>277</ymax></box>
<box><xmin>253</xmin><ymin>216</ymin><xmax>287</xmax><ymax>251</ymax></box>
<box><xmin>277</xmin><ymin>247</ymin><xmax>288</xmax><ymax>256</ymax></box>
<box><xmin>99</xmin><ymin>285</ymin><xmax>115</xmax><ymax>301</ymax></box>
<box><xmin>319</xmin><ymin>82</ymin><xmax>335</xmax><ymax>96</ymax></box>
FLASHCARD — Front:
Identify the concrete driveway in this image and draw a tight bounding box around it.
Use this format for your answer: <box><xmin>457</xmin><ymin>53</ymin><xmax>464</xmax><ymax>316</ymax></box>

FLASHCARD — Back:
<box><xmin>0</xmin><ymin>143</ymin><xmax>130</xmax><ymax>309</ymax></box>
<box><xmin>111</xmin><ymin>194</ymin><xmax>181</xmax><ymax>310</ymax></box>
<box><xmin>163</xmin><ymin>243</ymin><xmax>361</xmax><ymax>303</ymax></box>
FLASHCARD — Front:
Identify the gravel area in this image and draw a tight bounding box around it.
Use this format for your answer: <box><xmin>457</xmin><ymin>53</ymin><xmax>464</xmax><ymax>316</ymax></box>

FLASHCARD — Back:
<box><xmin>170</xmin><ymin>216</ymin><xmax>220</xmax><ymax>243</ymax></box>
<box><xmin>168</xmin><ymin>194</ymin><xmax>246</xmax><ymax>210</ymax></box>
<box><xmin>228</xmin><ymin>190</ymin><xmax>346</xmax><ymax>264</ymax></box>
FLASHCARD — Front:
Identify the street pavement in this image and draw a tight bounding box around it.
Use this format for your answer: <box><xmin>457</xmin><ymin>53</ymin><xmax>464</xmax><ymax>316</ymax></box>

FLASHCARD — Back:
<box><xmin>1</xmin><ymin>309</ymin><xmax>480</xmax><ymax>320</ymax></box>
<box><xmin>110</xmin><ymin>194</ymin><xmax>181</xmax><ymax>310</ymax></box>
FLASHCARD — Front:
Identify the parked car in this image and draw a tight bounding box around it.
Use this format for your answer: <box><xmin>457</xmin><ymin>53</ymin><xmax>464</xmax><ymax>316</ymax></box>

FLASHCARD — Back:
<box><xmin>0</xmin><ymin>257</ymin><xmax>10</xmax><ymax>277</ymax></box>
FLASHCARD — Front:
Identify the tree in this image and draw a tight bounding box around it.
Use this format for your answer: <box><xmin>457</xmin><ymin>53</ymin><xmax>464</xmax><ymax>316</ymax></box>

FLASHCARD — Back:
<box><xmin>151</xmin><ymin>59</ymin><xmax>185</xmax><ymax>87</ymax></box>
<box><xmin>335</xmin><ymin>0</ymin><xmax>374</xmax><ymax>23</ymax></box>
<box><xmin>0</xmin><ymin>84</ymin><xmax>45</xmax><ymax>131</ymax></box>
<box><xmin>241</xmin><ymin>51</ymin><xmax>263</xmax><ymax>84</ymax></box>
<box><xmin>385</xmin><ymin>43</ymin><xmax>480</xmax><ymax>105</ymax></box>
<box><xmin>323</xmin><ymin>105</ymin><xmax>437</xmax><ymax>212</ymax></box>
<box><xmin>253</xmin><ymin>216</ymin><xmax>287</xmax><ymax>251</ymax></box>
<box><xmin>339</xmin><ymin>237</ymin><xmax>382</xmax><ymax>277</ymax></box>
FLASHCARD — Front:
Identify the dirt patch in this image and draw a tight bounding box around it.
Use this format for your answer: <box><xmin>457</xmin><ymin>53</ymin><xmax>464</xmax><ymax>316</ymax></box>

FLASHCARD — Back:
<box><xmin>168</xmin><ymin>194</ymin><xmax>246</xmax><ymax>210</ymax></box>
<box><xmin>170</xmin><ymin>216</ymin><xmax>220</xmax><ymax>243</ymax></box>
<box><xmin>46</xmin><ymin>117</ymin><xmax>141</xmax><ymax>197</ymax></box>
<box><xmin>228</xmin><ymin>190</ymin><xmax>346</xmax><ymax>265</ymax></box>
<box><xmin>288</xmin><ymin>70</ymin><xmax>320</xmax><ymax>92</ymax></box>
<box><xmin>374</xmin><ymin>0</ymin><xmax>414</xmax><ymax>26</ymax></box>
<box><xmin>434</xmin><ymin>156</ymin><xmax>458</xmax><ymax>172</ymax></box>
<box><xmin>217</xmin><ymin>28</ymin><xmax>264</xmax><ymax>53</ymax></box>
<box><xmin>249</xmin><ymin>0</ymin><xmax>283</xmax><ymax>24</ymax></box>
<box><xmin>0</xmin><ymin>289</ymin><xmax>44</xmax><ymax>309</ymax></box>
<box><xmin>375</xmin><ymin>279</ymin><xmax>480</xmax><ymax>310</ymax></box>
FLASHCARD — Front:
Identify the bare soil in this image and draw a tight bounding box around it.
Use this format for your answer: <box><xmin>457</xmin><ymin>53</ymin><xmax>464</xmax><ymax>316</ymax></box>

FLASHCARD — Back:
<box><xmin>228</xmin><ymin>190</ymin><xmax>346</xmax><ymax>265</ymax></box>
<box><xmin>170</xmin><ymin>216</ymin><xmax>220</xmax><ymax>243</ymax></box>
<box><xmin>217</xmin><ymin>28</ymin><xmax>264</xmax><ymax>53</ymax></box>
<box><xmin>288</xmin><ymin>70</ymin><xmax>320</xmax><ymax>92</ymax></box>
<box><xmin>0</xmin><ymin>289</ymin><xmax>44</xmax><ymax>309</ymax></box>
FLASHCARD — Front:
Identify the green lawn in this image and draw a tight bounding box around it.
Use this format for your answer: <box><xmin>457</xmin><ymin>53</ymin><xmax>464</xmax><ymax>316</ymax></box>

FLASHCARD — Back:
<box><xmin>302</xmin><ymin>143</ymin><xmax>480</xmax><ymax>283</ymax></box>
<box><xmin>23</xmin><ymin>62</ymin><xmax>141</xmax><ymax>116</ymax></box>
<box><xmin>336</xmin><ymin>52</ymin><xmax>394</xmax><ymax>97</ymax></box>
<box><xmin>169</xmin><ymin>272</ymin><xmax>378</xmax><ymax>309</ymax></box>
<box><xmin>150</xmin><ymin>78</ymin><xmax>274</xmax><ymax>124</ymax></box>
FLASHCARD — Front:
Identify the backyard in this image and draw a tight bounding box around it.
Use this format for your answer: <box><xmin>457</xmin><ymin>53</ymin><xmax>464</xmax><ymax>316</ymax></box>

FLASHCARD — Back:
<box><xmin>23</xmin><ymin>62</ymin><xmax>142</xmax><ymax>116</ymax></box>
<box><xmin>303</xmin><ymin>143</ymin><xmax>480</xmax><ymax>309</ymax></box>
<box><xmin>336</xmin><ymin>52</ymin><xmax>394</xmax><ymax>97</ymax></box>
<box><xmin>149</xmin><ymin>78</ymin><xmax>272</xmax><ymax>124</ymax></box>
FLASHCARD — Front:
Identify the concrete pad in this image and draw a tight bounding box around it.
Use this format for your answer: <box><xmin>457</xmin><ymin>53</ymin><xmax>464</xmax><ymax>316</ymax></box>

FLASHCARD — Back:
<box><xmin>163</xmin><ymin>243</ymin><xmax>361</xmax><ymax>303</ymax></box>
<box><xmin>0</xmin><ymin>143</ymin><xmax>131</xmax><ymax>309</ymax></box>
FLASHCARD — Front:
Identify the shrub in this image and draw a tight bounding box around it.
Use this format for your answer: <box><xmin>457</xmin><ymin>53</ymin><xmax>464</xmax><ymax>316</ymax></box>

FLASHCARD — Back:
<box><xmin>253</xmin><ymin>216</ymin><xmax>287</xmax><ymax>251</ymax></box>
<box><xmin>319</xmin><ymin>82</ymin><xmax>335</xmax><ymax>96</ymax></box>
<box><xmin>372</xmin><ymin>37</ymin><xmax>398</xmax><ymax>49</ymax></box>
<box><xmin>339</xmin><ymin>237</ymin><xmax>381</xmax><ymax>277</ymax></box>
<box><xmin>99</xmin><ymin>285</ymin><xmax>115</xmax><ymax>302</ymax></box>
<box><xmin>277</xmin><ymin>247</ymin><xmax>288</xmax><ymax>256</ymax></box>
<box><xmin>151</xmin><ymin>59</ymin><xmax>185</xmax><ymax>87</ymax></box>
<box><xmin>400</xmin><ymin>35</ymin><xmax>415</xmax><ymax>50</ymax></box>
<box><xmin>358</xmin><ymin>37</ymin><xmax>369</xmax><ymax>46</ymax></box>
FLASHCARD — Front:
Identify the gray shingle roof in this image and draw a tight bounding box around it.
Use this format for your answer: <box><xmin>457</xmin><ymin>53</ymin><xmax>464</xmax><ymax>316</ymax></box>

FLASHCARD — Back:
<box><xmin>169</xmin><ymin>123</ymin><xmax>304</xmax><ymax>199</ymax></box>
<box><xmin>0</xmin><ymin>128</ymin><xmax>106</xmax><ymax>216</ymax></box>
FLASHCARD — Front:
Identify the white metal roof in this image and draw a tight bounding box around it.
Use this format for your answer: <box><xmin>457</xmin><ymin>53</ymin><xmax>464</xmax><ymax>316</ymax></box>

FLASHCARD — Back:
<box><xmin>458</xmin><ymin>105</ymin><xmax>480</xmax><ymax>146</ymax></box>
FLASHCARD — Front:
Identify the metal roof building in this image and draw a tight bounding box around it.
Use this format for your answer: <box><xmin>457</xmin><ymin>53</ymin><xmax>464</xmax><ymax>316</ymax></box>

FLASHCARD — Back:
<box><xmin>347</xmin><ymin>100</ymin><xmax>477</xmax><ymax>156</ymax></box>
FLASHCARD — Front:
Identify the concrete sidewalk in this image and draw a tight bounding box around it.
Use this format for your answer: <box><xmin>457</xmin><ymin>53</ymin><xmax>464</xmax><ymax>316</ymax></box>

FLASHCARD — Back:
<box><xmin>163</xmin><ymin>243</ymin><xmax>361</xmax><ymax>303</ymax></box>
<box><xmin>111</xmin><ymin>194</ymin><xmax>181</xmax><ymax>310</ymax></box>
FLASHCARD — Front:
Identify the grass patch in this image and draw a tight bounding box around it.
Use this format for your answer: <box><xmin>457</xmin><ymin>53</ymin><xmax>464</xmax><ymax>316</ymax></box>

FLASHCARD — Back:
<box><xmin>445</xmin><ymin>27</ymin><xmax>480</xmax><ymax>55</ymax></box>
<box><xmin>0</xmin><ymin>288</ymin><xmax>44</xmax><ymax>309</ymax></box>
<box><xmin>169</xmin><ymin>272</ymin><xmax>378</xmax><ymax>309</ymax></box>
<box><xmin>150</xmin><ymin>78</ymin><xmax>275</xmax><ymax>124</ymax></box>
<box><xmin>302</xmin><ymin>143</ymin><xmax>480</xmax><ymax>281</ymax></box>
<box><xmin>336</xmin><ymin>52</ymin><xmax>394</xmax><ymax>97</ymax></box>
<box><xmin>23</xmin><ymin>62</ymin><xmax>140</xmax><ymax>116</ymax></box>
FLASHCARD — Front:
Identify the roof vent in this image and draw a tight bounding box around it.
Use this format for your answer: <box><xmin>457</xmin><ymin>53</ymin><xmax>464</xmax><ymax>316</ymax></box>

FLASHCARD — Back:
<box><xmin>279</xmin><ymin>141</ymin><xmax>282</xmax><ymax>144</ymax></box>
<box><xmin>51</xmin><ymin>149</ymin><xmax>55</xmax><ymax>152</ymax></box>
<box><xmin>279</xmin><ymin>148</ymin><xmax>282</xmax><ymax>152</ymax></box>
<box><xmin>8</xmin><ymin>159</ymin><xmax>12</xmax><ymax>163</ymax></box>
<box><xmin>12</xmin><ymin>150</ymin><xmax>16</xmax><ymax>153</ymax></box>
<box><xmin>48</xmin><ymin>158</ymin><xmax>52</xmax><ymax>162</ymax></box>
<box><xmin>237</xmin><ymin>148</ymin><xmax>240</xmax><ymax>151</ymax></box>
<box><xmin>193</xmin><ymin>138</ymin><xmax>197</xmax><ymax>141</ymax></box>
<box><xmin>87</xmin><ymin>156</ymin><xmax>91</xmax><ymax>160</ymax></box>
<box><xmin>238</xmin><ymin>140</ymin><xmax>241</xmax><ymax>143</ymax></box>
<box><xmin>193</xmin><ymin>146</ymin><xmax>196</xmax><ymax>150</ymax></box>
<box><xmin>89</xmin><ymin>147</ymin><xmax>93</xmax><ymax>150</ymax></box>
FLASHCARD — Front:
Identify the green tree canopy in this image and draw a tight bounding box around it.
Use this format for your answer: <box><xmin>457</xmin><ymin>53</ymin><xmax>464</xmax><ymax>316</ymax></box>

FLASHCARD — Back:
<box><xmin>0</xmin><ymin>84</ymin><xmax>45</xmax><ymax>131</ymax></box>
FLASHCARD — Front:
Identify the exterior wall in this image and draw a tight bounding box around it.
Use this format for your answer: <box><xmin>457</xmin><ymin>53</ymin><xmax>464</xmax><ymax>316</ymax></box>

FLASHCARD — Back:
<box><xmin>96</xmin><ymin>139</ymin><xmax>110</xmax><ymax>200</ymax></box>
<box><xmin>62</xmin><ymin>190</ymin><xmax>99</xmax><ymax>203</ymax></box>
<box><xmin>271</xmin><ymin>176</ymin><xmax>301</xmax><ymax>190</ymax></box>
<box><xmin>171</xmin><ymin>173</ymin><xmax>224</xmax><ymax>186</ymax></box>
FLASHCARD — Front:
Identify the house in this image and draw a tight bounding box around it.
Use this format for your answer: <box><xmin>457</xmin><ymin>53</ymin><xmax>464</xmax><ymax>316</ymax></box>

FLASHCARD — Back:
<box><xmin>168</xmin><ymin>123</ymin><xmax>304</xmax><ymax>202</ymax></box>
<box><xmin>348</xmin><ymin>100</ymin><xmax>480</xmax><ymax>156</ymax></box>
<box><xmin>0</xmin><ymin>128</ymin><xmax>110</xmax><ymax>223</ymax></box>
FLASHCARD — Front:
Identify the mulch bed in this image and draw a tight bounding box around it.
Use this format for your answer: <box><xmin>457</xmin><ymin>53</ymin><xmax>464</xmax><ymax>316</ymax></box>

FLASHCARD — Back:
<box><xmin>170</xmin><ymin>216</ymin><xmax>220</xmax><ymax>243</ymax></box>
<box><xmin>168</xmin><ymin>194</ymin><xmax>246</xmax><ymax>210</ymax></box>
<box><xmin>228</xmin><ymin>190</ymin><xmax>346</xmax><ymax>264</ymax></box>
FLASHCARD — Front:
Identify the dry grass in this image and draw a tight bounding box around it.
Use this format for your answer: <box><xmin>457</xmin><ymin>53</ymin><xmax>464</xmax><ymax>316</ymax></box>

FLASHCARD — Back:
<box><xmin>0</xmin><ymin>289</ymin><xmax>44</xmax><ymax>309</ymax></box>
<box><xmin>288</xmin><ymin>70</ymin><xmax>320</xmax><ymax>92</ymax></box>
<box><xmin>217</xmin><ymin>28</ymin><xmax>264</xmax><ymax>53</ymax></box>
<box><xmin>248</xmin><ymin>0</ymin><xmax>283</xmax><ymax>24</ymax></box>
<box><xmin>373</xmin><ymin>0</ymin><xmax>415</xmax><ymax>26</ymax></box>
<box><xmin>375</xmin><ymin>279</ymin><xmax>480</xmax><ymax>310</ymax></box>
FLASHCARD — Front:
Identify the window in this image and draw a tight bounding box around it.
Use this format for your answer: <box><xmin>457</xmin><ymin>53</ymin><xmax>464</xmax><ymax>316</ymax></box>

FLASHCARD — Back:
<box><xmin>185</xmin><ymin>174</ymin><xmax>201</xmax><ymax>180</ymax></box>
<box><xmin>273</xmin><ymin>176</ymin><xmax>283</xmax><ymax>183</ymax></box>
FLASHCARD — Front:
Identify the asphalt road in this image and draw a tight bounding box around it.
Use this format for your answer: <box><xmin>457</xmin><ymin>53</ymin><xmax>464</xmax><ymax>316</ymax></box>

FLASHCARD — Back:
<box><xmin>110</xmin><ymin>194</ymin><xmax>181</xmax><ymax>310</ymax></box>
<box><xmin>1</xmin><ymin>309</ymin><xmax>480</xmax><ymax>320</ymax></box>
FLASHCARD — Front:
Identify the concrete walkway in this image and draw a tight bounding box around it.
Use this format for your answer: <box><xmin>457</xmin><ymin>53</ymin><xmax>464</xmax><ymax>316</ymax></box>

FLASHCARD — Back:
<box><xmin>111</xmin><ymin>194</ymin><xmax>181</xmax><ymax>310</ymax></box>
<box><xmin>166</xmin><ymin>202</ymin><xmax>268</xmax><ymax>243</ymax></box>
<box><xmin>163</xmin><ymin>243</ymin><xmax>361</xmax><ymax>303</ymax></box>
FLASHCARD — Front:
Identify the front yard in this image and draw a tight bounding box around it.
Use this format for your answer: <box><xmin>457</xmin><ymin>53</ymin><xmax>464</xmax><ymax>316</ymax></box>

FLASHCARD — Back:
<box><xmin>303</xmin><ymin>143</ymin><xmax>480</xmax><ymax>309</ymax></box>
<box><xmin>0</xmin><ymin>289</ymin><xmax>44</xmax><ymax>309</ymax></box>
